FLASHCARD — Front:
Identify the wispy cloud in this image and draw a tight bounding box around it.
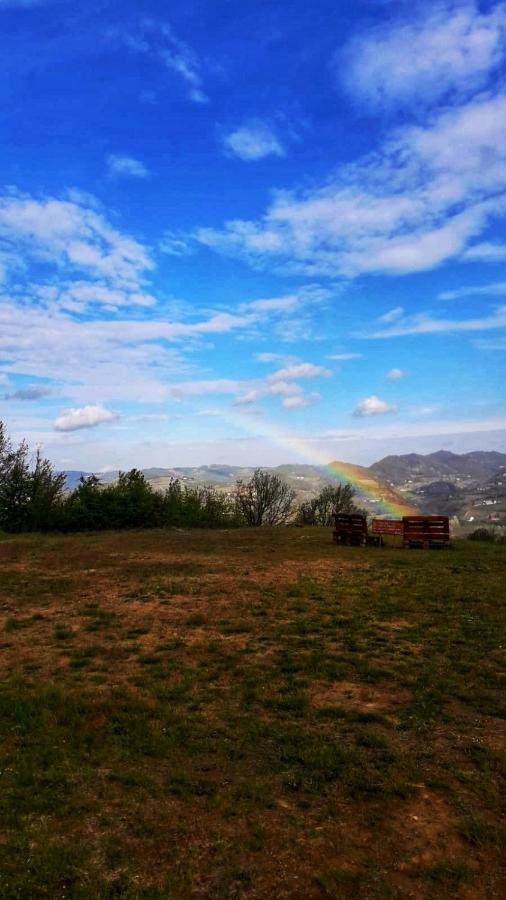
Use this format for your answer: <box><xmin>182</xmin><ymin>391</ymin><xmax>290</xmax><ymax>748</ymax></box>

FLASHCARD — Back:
<box><xmin>362</xmin><ymin>306</ymin><xmax>506</xmax><ymax>338</ymax></box>
<box><xmin>54</xmin><ymin>404</ymin><xmax>119</xmax><ymax>432</ymax></box>
<box><xmin>379</xmin><ymin>307</ymin><xmax>404</xmax><ymax>323</ymax></box>
<box><xmin>353</xmin><ymin>395</ymin><xmax>397</xmax><ymax>417</ymax></box>
<box><xmin>5</xmin><ymin>385</ymin><xmax>51</xmax><ymax>400</ymax></box>
<box><xmin>233</xmin><ymin>390</ymin><xmax>259</xmax><ymax>406</ymax></box>
<box><xmin>267</xmin><ymin>362</ymin><xmax>332</xmax><ymax>383</ymax></box>
<box><xmin>440</xmin><ymin>281</ymin><xmax>506</xmax><ymax>300</ymax></box>
<box><xmin>197</xmin><ymin>91</ymin><xmax>506</xmax><ymax>278</ymax></box>
<box><xmin>386</xmin><ymin>368</ymin><xmax>405</xmax><ymax>381</ymax></box>
<box><xmin>282</xmin><ymin>392</ymin><xmax>320</xmax><ymax>409</ymax></box>
<box><xmin>158</xmin><ymin>231</ymin><xmax>194</xmax><ymax>257</ymax></box>
<box><xmin>107</xmin><ymin>154</ymin><xmax>150</xmax><ymax>179</ymax></box>
<box><xmin>463</xmin><ymin>242</ymin><xmax>506</xmax><ymax>262</ymax></box>
<box><xmin>222</xmin><ymin>120</ymin><xmax>285</xmax><ymax>161</ymax></box>
<box><xmin>339</xmin><ymin>1</ymin><xmax>506</xmax><ymax>110</ymax></box>
<box><xmin>326</xmin><ymin>353</ymin><xmax>363</xmax><ymax>361</ymax></box>
<box><xmin>114</xmin><ymin>21</ymin><xmax>208</xmax><ymax>103</ymax></box>
<box><xmin>474</xmin><ymin>337</ymin><xmax>506</xmax><ymax>351</ymax></box>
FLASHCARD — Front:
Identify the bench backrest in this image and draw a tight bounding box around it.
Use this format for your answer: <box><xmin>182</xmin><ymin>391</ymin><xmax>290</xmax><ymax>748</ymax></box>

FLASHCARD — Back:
<box><xmin>402</xmin><ymin>515</ymin><xmax>450</xmax><ymax>542</ymax></box>
<box><xmin>333</xmin><ymin>513</ymin><xmax>368</xmax><ymax>535</ymax></box>
<box><xmin>371</xmin><ymin>519</ymin><xmax>403</xmax><ymax>535</ymax></box>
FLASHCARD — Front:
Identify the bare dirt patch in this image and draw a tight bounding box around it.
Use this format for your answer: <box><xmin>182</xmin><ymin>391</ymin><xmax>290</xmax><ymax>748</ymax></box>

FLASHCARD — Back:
<box><xmin>310</xmin><ymin>679</ymin><xmax>410</xmax><ymax>713</ymax></box>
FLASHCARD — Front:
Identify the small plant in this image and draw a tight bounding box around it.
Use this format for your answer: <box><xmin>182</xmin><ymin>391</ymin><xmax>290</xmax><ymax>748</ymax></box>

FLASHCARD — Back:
<box><xmin>468</xmin><ymin>528</ymin><xmax>495</xmax><ymax>541</ymax></box>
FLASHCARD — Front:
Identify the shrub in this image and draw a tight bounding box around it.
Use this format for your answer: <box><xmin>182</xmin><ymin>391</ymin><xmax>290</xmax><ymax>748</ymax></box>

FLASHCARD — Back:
<box><xmin>468</xmin><ymin>528</ymin><xmax>495</xmax><ymax>542</ymax></box>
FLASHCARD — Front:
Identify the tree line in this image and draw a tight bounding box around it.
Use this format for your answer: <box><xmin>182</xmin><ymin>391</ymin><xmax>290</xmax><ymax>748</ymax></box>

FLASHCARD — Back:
<box><xmin>0</xmin><ymin>421</ymin><xmax>359</xmax><ymax>533</ymax></box>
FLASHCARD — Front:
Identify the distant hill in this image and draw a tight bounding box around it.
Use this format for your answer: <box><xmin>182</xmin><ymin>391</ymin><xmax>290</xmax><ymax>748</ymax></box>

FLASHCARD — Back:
<box><xmin>60</xmin><ymin>452</ymin><xmax>506</xmax><ymax>524</ymax></box>
<box><xmin>370</xmin><ymin>450</ymin><xmax>506</xmax><ymax>484</ymax></box>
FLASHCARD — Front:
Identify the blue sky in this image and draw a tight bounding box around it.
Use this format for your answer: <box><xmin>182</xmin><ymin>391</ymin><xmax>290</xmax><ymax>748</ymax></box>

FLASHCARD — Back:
<box><xmin>0</xmin><ymin>0</ymin><xmax>505</xmax><ymax>470</ymax></box>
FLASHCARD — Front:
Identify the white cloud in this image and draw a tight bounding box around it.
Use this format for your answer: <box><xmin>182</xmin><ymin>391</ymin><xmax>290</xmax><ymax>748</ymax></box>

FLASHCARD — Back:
<box><xmin>463</xmin><ymin>242</ymin><xmax>506</xmax><ymax>261</ymax></box>
<box><xmin>267</xmin><ymin>362</ymin><xmax>332</xmax><ymax>383</ymax></box>
<box><xmin>116</xmin><ymin>21</ymin><xmax>208</xmax><ymax>103</ymax></box>
<box><xmin>233</xmin><ymin>390</ymin><xmax>259</xmax><ymax>406</ymax></box>
<box><xmin>326</xmin><ymin>352</ymin><xmax>362</xmax><ymax>361</ymax></box>
<box><xmin>340</xmin><ymin>2</ymin><xmax>506</xmax><ymax>110</ymax></box>
<box><xmin>267</xmin><ymin>380</ymin><xmax>303</xmax><ymax>398</ymax></box>
<box><xmin>241</xmin><ymin>294</ymin><xmax>299</xmax><ymax>313</ymax></box>
<box><xmin>107</xmin><ymin>154</ymin><xmax>150</xmax><ymax>179</ymax></box>
<box><xmin>159</xmin><ymin>231</ymin><xmax>194</xmax><ymax>257</ymax></box>
<box><xmin>196</xmin><ymin>91</ymin><xmax>506</xmax><ymax>278</ymax></box>
<box><xmin>0</xmin><ymin>190</ymin><xmax>153</xmax><ymax>289</ymax></box>
<box><xmin>379</xmin><ymin>307</ymin><xmax>404</xmax><ymax>323</ymax></box>
<box><xmin>473</xmin><ymin>337</ymin><xmax>506</xmax><ymax>350</ymax></box>
<box><xmin>255</xmin><ymin>352</ymin><xmax>295</xmax><ymax>363</ymax></box>
<box><xmin>353</xmin><ymin>395</ymin><xmax>397</xmax><ymax>417</ymax></box>
<box><xmin>54</xmin><ymin>404</ymin><xmax>119</xmax><ymax>432</ymax></box>
<box><xmin>222</xmin><ymin>121</ymin><xmax>285</xmax><ymax>161</ymax></box>
<box><xmin>5</xmin><ymin>385</ymin><xmax>51</xmax><ymax>400</ymax></box>
<box><xmin>386</xmin><ymin>368</ymin><xmax>405</xmax><ymax>380</ymax></box>
<box><xmin>169</xmin><ymin>379</ymin><xmax>251</xmax><ymax>398</ymax></box>
<box><xmin>282</xmin><ymin>392</ymin><xmax>320</xmax><ymax>409</ymax></box>
<box><xmin>362</xmin><ymin>305</ymin><xmax>506</xmax><ymax>338</ymax></box>
<box><xmin>440</xmin><ymin>281</ymin><xmax>506</xmax><ymax>300</ymax></box>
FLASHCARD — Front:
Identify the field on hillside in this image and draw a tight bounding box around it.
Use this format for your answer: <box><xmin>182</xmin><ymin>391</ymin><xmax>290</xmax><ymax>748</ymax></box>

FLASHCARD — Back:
<box><xmin>0</xmin><ymin>528</ymin><xmax>504</xmax><ymax>899</ymax></box>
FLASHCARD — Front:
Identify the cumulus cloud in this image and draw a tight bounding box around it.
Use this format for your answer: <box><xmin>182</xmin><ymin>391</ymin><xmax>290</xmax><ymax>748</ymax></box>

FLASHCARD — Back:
<box><xmin>267</xmin><ymin>380</ymin><xmax>303</xmax><ymax>398</ymax></box>
<box><xmin>54</xmin><ymin>404</ymin><xmax>119</xmax><ymax>432</ymax></box>
<box><xmin>196</xmin><ymin>91</ymin><xmax>506</xmax><ymax>277</ymax></box>
<box><xmin>339</xmin><ymin>1</ymin><xmax>506</xmax><ymax>110</ymax></box>
<box><xmin>353</xmin><ymin>395</ymin><xmax>397</xmax><ymax>417</ymax></box>
<box><xmin>386</xmin><ymin>368</ymin><xmax>405</xmax><ymax>381</ymax></box>
<box><xmin>107</xmin><ymin>154</ymin><xmax>150</xmax><ymax>179</ymax></box>
<box><xmin>222</xmin><ymin>120</ymin><xmax>285</xmax><ymax>161</ymax></box>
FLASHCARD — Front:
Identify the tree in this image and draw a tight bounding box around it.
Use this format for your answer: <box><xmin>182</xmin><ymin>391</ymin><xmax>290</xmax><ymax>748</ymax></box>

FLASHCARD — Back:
<box><xmin>297</xmin><ymin>483</ymin><xmax>358</xmax><ymax>526</ymax></box>
<box><xmin>0</xmin><ymin>422</ymin><xmax>65</xmax><ymax>531</ymax></box>
<box><xmin>28</xmin><ymin>449</ymin><xmax>66</xmax><ymax>531</ymax></box>
<box><xmin>235</xmin><ymin>469</ymin><xmax>296</xmax><ymax>526</ymax></box>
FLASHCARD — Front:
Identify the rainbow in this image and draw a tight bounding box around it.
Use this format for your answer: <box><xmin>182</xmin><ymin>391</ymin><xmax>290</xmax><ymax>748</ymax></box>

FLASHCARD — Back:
<box><xmin>220</xmin><ymin>409</ymin><xmax>417</xmax><ymax>517</ymax></box>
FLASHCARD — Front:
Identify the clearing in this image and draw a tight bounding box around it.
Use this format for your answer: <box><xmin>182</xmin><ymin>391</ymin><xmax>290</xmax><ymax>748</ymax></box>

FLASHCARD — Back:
<box><xmin>0</xmin><ymin>528</ymin><xmax>504</xmax><ymax>898</ymax></box>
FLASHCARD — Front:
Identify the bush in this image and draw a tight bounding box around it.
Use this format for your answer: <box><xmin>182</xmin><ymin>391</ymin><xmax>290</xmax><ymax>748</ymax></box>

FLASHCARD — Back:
<box><xmin>468</xmin><ymin>528</ymin><xmax>495</xmax><ymax>542</ymax></box>
<box><xmin>0</xmin><ymin>420</ymin><xmax>238</xmax><ymax>533</ymax></box>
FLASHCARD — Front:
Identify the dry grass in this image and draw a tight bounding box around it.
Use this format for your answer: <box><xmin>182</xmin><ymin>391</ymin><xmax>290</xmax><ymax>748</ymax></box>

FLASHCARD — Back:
<box><xmin>0</xmin><ymin>527</ymin><xmax>504</xmax><ymax>898</ymax></box>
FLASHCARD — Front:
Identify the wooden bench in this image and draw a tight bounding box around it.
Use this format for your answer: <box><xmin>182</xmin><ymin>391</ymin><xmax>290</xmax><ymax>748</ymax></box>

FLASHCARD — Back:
<box><xmin>332</xmin><ymin>513</ymin><xmax>368</xmax><ymax>546</ymax></box>
<box><xmin>371</xmin><ymin>519</ymin><xmax>403</xmax><ymax>536</ymax></box>
<box><xmin>402</xmin><ymin>515</ymin><xmax>450</xmax><ymax>549</ymax></box>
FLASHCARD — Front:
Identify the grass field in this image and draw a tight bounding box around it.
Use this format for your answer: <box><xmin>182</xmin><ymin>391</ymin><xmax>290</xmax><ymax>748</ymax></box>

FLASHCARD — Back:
<box><xmin>0</xmin><ymin>528</ymin><xmax>504</xmax><ymax>899</ymax></box>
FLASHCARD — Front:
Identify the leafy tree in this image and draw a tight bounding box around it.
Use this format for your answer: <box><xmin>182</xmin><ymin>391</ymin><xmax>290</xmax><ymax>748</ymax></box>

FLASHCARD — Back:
<box><xmin>0</xmin><ymin>422</ymin><xmax>65</xmax><ymax>531</ymax></box>
<box><xmin>29</xmin><ymin>449</ymin><xmax>66</xmax><ymax>531</ymax></box>
<box><xmin>297</xmin><ymin>483</ymin><xmax>358</xmax><ymax>526</ymax></box>
<box><xmin>235</xmin><ymin>469</ymin><xmax>296</xmax><ymax>526</ymax></box>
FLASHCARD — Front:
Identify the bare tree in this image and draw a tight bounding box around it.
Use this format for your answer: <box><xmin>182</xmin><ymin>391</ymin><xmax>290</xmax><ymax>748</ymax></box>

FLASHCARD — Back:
<box><xmin>235</xmin><ymin>469</ymin><xmax>296</xmax><ymax>526</ymax></box>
